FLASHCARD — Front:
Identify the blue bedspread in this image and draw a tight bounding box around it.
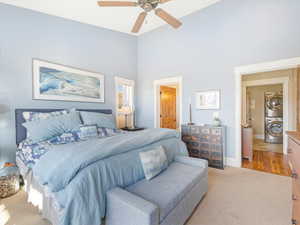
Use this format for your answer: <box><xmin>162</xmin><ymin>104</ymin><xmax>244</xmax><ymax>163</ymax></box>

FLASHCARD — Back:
<box><xmin>33</xmin><ymin>128</ymin><xmax>188</xmax><ymax>225</ymax></box>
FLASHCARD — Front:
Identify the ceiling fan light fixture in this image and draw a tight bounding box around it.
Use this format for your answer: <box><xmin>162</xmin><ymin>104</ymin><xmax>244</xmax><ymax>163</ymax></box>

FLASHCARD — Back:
<box><xmin>138</xmin><ymin>0</ymin><xmax>159</xmax><ymax>12</ymax></box>
<box><xmin>97</xmin><ymin>0</ymin><xmax>182</xmax><ymax>33</ymax></box>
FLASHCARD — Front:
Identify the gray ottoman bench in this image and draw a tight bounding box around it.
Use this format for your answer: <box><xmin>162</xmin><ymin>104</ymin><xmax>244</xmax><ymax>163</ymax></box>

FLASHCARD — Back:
<box><xmin>106</xmin><ymin>156</ymin><xmax>208</xmax><ymax>225</ymax></box>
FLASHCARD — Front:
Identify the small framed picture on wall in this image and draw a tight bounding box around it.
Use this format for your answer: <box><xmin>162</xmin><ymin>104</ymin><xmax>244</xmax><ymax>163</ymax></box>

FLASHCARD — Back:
<box><xmin>195</xmin><ymin>90</ymin><xmax>220</xmax><ymax>110</ymax></box>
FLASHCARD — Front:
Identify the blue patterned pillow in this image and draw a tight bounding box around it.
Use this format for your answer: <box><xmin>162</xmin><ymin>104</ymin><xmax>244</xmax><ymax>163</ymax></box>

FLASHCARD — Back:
<box><xmin>97</xmin><ymin>127</ymin><xmax>126</xmax><ymax>137</ymax></box>
<box><xmin>17</xmin><ymin>131</ymin><xmax>80</xmax><ymax>168</ymax></box>
<box><xmin>22</xmin><ymin>110</ymin><xmax>82</xmax><ymax>143</ymax></box>
<box><xmin>78</xmin><ymin>125</ymin><xmax>98</xmax><ymax>140</ymax></box>
<box><xmin>48</xmin><ymin>131</ymin><xmax>80</xmax><ymax>144</ymax></box>
<box><xmin>139</xmin><ymin>146</ymin><xmax>168</xmax><ymax>180</ymax></box>
<box><xmin>22</xmin><ymin>109</ymin><xmax>71</xmax><ymax>122</ymax></box>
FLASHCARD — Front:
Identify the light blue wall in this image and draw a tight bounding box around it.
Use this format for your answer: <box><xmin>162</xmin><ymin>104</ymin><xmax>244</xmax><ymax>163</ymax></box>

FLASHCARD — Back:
<box><xmin>136</xmin><ymin>0</ymin><xmax>300</xmax><ymax>158</ymax></box>
<box><xmin>0</xmin><ymin>3</ymin><xmax>137</xmax><ymax>163</ymax></box>
<box><xmin>1</xmin><ymin>0</ymin><xmax>300</xmax><ymax>163</ymax></box>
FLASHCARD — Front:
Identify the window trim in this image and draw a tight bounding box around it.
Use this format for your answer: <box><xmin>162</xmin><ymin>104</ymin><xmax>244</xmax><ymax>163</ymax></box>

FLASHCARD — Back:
<box><xmin>115</xmin><ymin>76</ymin><xmax>135</xmax><ymax>128</ymax></box>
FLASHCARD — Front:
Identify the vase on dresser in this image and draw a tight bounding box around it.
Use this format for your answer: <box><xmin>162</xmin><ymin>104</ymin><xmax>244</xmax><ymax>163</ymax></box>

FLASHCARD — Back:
<box><xmin>181</xmin><ymin>124</ymin><xmax>226</xmax><ymax>169</ymax></box>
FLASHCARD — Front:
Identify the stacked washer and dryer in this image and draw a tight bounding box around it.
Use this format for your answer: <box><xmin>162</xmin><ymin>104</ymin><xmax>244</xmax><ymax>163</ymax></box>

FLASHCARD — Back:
<box><xmin>264</xmin><ymin>92</ymin><xmax>283</xmax><ymax>144</ymax></box>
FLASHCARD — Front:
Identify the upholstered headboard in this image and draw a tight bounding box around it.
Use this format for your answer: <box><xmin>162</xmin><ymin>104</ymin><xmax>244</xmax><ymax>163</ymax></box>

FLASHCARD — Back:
<box><xmin>15</xmin><ymin>108</ymin><xmax>113</xmax><ymax>145</ymax></box>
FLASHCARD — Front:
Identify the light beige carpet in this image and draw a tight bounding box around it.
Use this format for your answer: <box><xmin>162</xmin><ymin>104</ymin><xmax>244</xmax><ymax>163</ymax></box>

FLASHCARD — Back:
<box><xmin>1</xmin><ymin>167</ymin><xmax>291</xmax><ymax>225</ymax></box>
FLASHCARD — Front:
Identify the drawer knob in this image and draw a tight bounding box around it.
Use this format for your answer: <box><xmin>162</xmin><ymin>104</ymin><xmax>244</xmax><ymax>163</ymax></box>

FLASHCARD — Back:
<box><xmin>291</xmin><ymin>173</ymin><xmax>298</xmax><ymax>179</ymax></box>
<box><xmin>288</xmin><ymin>148</ymin><xmax>293</xmax><ymax>154</ymax></box>
<box><xmin>292</xmin><ymin>195</ymin><xmax>298</xmax><ymax>201</ymax></box>
<box><xmin>292</xmin><ymin>219</ymin><xmax>297</xmax><ymax>225</ymax></box>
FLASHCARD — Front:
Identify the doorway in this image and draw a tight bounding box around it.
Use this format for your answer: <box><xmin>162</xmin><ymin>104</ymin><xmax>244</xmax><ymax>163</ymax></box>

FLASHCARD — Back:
<box><xmin>233</xmin><ymin>57</ymin><xmax>300</xmax><ymax>169</ymax></box>
<box><xmin>154</xmin><ymin>76</ymin><xmax>182</xmax><ymax>130</ymax></box>
<box><xmin>240</xmin><ymin>70</ymin><xmax>297</xmax><ymax>176</ymax></box>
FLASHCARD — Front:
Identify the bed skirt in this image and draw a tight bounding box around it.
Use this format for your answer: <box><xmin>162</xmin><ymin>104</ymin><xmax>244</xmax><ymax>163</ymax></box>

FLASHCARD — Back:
<box><xmin>17</xmin><ymin>158</ymin><xmax>62</xmax><ymax>225</ymax></box>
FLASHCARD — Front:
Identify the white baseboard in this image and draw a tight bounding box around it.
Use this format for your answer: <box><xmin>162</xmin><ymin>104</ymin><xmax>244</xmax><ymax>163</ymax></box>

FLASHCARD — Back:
<box><xmin>225</xmin><ymin>157</ymin><xmax>241</xmax><ymax>168</ymax></box>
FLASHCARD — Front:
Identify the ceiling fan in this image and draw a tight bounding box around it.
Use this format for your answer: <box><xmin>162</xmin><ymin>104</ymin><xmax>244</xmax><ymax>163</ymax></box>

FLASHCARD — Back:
<box><xmin>97</xmin><ymin>0</ymin><xmax>182</xmax><ymax>33</ymax></box>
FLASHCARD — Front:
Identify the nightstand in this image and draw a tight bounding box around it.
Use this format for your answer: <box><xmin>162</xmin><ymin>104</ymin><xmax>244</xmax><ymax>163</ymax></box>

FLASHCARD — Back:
<box><xmin>121</xmin><ymin>127</ymin><xmax>145</xmax><ymax>132</ymax></box>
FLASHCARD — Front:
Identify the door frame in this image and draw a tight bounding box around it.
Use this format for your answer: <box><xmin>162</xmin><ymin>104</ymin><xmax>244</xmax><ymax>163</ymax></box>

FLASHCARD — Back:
<box><xmin>153</xmin><ymin>76</ymin><xmax>183</xmax><ymax>129</ymax></box>
<box><xmin>234</xmin><ymin>57</ymin><xmax>300</xmax><ymax>168</ymax></box>
<box><xmin>242</xmin><ymin>77</ymin><xmax>289</xmax><ymax>154</ymax></box>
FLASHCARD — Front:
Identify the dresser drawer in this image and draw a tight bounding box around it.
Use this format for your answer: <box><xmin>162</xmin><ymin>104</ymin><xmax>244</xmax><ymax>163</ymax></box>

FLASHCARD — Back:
<box><xmin>199</xmin><ymin>143</ymin><xmax>210</xmax><ymax>151</ymax></box>
<box><xmin>210</xmin><ymin>144</ymin><xmax>222</xmax><ymax>152</ymax></box>
<box><xmin>210</xmin><ymin>135</ymin><xmax>222</xmax><ymax>144</ymax></box>
<box><xmin>288</xmin><ymin>138</ymin><xmax>300</xmax><ymax>161</ymax></box>
<box><xmin>200</xmin><ymin>134</ymin><xmax>210</xmax><ymax>142</ymax></box>
<box><xmin>211</xmin><ymin>128</ymin><xmax>222</xmax><ymax>135</ymax></box>
<box><xmin>189</xmin><ymin>148</ymin><xmax>201</xmax><ymax>158</ymax></box>
<box><xmin>200</xmin><ymin>150</ymin><xmax>210</xmax><ymax>160</ymax></box>
<box><xmin>288</xmin><ymin>138</ymin><xmax>300</xmax><ymax>177</ymax></box>
<box><xmin>190</xmin><ymin>126</ymin><xmax>202</xmax><ymax>135</ymax></box>
<box><xmin>187</xmin><ymin>141</ymin><xmax>200</xmax><ymax>149</ymax></box>
<box><xmin>292</xmin><ymin>199</ymin><xmax>300</xmax><ymax>224</ymax></box>
<box><xmin>292</xmin><ymin>177</ymin><xmax>300</xmax><ymax>201</ymax></box>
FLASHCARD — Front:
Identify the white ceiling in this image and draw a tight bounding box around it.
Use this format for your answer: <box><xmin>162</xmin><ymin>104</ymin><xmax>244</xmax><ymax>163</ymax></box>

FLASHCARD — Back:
<box><xmin>0</xmin><ymin>0</ymin><xmax>220</xmax><ymax>35</ymax></box>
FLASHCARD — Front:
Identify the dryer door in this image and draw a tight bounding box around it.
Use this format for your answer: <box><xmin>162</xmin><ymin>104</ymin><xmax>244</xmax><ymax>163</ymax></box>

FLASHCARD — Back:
<box><xmin>265</xmin><ymin>94</ymin><xmax>283</xmax><ymax>117</ymax></box>
<box><xmin>266</xmin><ymin>96</ymin><xmax>282</xmax><ymax>111</ymax></box>
<box><xmin>265</xmin><ymin>120</ymin><xmax>283</xmax><ymax>144</ymax></box>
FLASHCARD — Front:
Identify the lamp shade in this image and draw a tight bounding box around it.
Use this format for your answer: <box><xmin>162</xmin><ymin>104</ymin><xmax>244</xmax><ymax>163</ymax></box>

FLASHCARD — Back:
<box><xmin>119</xmin><ymin>106</ymin><xmax>132</xmax><ymax>115</ymax></box>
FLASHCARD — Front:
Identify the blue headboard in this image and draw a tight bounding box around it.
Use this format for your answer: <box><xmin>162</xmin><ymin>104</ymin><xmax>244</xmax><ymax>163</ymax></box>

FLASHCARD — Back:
<box><xmin>15</xmin><ymin>108</ymin><xmax>112</xmax><ymax>145</ymax></box>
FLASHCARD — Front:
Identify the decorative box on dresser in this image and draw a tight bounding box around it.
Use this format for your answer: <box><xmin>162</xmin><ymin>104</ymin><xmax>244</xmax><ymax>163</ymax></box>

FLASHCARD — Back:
<box><xmin>287</xmin><ymin>131</ymin><xmax>300</xmax><ymax>225</ymax></box>
<box><xmin>181</xmin><ymin>124</ymin><xmax>226</xmax><ymax>169</ymax></box>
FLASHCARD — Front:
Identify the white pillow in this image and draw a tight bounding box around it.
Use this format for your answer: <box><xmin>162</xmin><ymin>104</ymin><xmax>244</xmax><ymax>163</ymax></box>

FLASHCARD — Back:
<box><xmin>139</xmin><ymin>146</ymin><xmax>168</xmax><ymax>180</ymax></box>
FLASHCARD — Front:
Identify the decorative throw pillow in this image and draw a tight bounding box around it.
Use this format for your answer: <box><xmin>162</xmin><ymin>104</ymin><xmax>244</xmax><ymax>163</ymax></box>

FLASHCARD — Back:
<box><xmin>78</xmin><ymin>125</ymin><xmax>98</xmax><ymax>140</ymax></box>
<box><xmin>22</xmin><ymin>110</ymin><xmax>82</xmax><ymax>143</ymax></box>
<box><xmin>97</xmin><ymin>127</ymin><xmax>126</xmax><ymax>137</ymax></box>
<box><xmin>139</xmin><ymin>146</ymin><xmax>168</xmax><ymax>180</ymax></box>
<box><xmin>80</xmin><ymin>111</ymin><xmax>116</xmax><ymax>129</ymax></box>
<box><xmin>22</xmin><ymin>109</ymin><xmax>72</xmax><ymax>122</ymax></box>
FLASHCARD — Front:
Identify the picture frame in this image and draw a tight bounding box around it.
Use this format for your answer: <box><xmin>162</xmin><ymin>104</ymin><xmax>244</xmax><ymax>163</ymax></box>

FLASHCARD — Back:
<box><xmin>195</xmin><ymin>90</ymin><xmax>220</xmax><ymax>110</ymax></box>
<box><xmin>32</xmin><ymin>59</ymin><xmax>105</xmax><ymax>103</ymax></box>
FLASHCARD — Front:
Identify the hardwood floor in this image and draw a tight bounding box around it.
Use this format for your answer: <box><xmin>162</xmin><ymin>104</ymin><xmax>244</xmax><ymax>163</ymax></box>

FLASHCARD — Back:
<box><xmin>253</xmin><ymin>138</ymin><xmax>283</xmax><ymax>153</ymax></box>
<box><xmin>242</xmin><ymin>150</ymin><xmax>291</xmax><ymax>177</ymax></box>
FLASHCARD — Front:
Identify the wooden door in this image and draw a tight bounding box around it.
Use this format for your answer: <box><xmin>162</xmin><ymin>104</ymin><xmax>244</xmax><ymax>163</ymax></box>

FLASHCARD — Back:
<box><xmin>160</xmin><ymin>86</ymin><xmax>177</xmax><ymax>129</ymax></box>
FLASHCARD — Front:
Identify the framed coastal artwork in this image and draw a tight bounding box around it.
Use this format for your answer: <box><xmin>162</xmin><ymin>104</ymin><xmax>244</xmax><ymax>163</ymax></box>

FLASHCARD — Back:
<box><xmin>195</xmin><ymin>90</ymin><xmax>220</xmax><ymax>110</ymax></box>
<box><xmin>32</xmin><ymin>59</ymin><xmax>105</xmax><ymax>103</ymax></box>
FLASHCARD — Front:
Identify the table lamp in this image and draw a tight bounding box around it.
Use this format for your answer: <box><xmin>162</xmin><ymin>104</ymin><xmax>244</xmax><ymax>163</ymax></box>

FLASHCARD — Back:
<box><xmin>120</xmin><ymin>106</ymin><xmax>132</xmax><ymax>129</ymax></box>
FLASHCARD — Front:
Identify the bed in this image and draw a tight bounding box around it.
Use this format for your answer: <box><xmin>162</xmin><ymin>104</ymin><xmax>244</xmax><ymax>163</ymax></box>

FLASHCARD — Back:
<box><xmin>15</xmin><ymin>108</ymin><xmax>188</xmax><ymax>225</ymax></box>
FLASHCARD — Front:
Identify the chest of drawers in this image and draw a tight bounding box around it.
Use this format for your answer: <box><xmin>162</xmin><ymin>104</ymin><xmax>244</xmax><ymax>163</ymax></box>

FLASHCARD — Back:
<box><xmin>287</xmin><ymin>132</ymin><xmax>300</xmax><ymax>225</ymax></box>
<box><xmin>181</xmin><ymin>125</ymin><xmax>226</xmax><ymax>169</ymax></box>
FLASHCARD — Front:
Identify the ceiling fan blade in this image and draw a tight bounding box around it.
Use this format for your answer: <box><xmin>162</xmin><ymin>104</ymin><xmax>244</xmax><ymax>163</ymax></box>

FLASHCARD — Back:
<box><xmin>159</xmin><ymin>0</ymin><xmax>173</xmax><ymax>3</ymax></box>
<box><xmin>98</xmin><ymin>1</ymin><xmax>137</xmax><ymax>7</ymax></box>
<box><xmin>155</xmin><ymin>8</ymin><xmax>182</xmax><ymax>29</ymax></box>
<box><xmin>132</xmin><ymin>12</ymin><xmax>147</xmax><ymax>33</ymax></box>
